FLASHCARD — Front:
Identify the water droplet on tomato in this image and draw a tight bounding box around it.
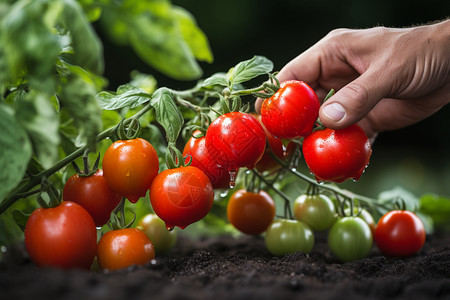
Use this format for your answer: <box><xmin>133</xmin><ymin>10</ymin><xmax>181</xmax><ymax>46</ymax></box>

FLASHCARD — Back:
<box><xmin>125</xmin><ymin>169</ymin><xmax>131</xmax><ymax>177</ymax></box>
<box><xmin>166</xmin><ymin>226</ymin><xmax>175</xmax><ymax>232</ymax></box>
<box><xmin>228</xmin><ymin>169</ymin><xmax>237</xmax><ymax>188</ymax></box>
<box><xmin>282</xmin><ymin>144</ymin><xmax>288</xmax><ymax>156</ymax></box>
<box><xmin>220</xmin><ymin>190</ymin><xmax>229</xmax><ymax>198</ymax></box>
<box><xmin>96</xmin><ymin>226</ymin><xmax>103</xmax><ymax>230</ymax></box>
<box><xmin>245</xmin><ymin>170</ymin><xmax>251</xmax><ymax>175</ymax></box>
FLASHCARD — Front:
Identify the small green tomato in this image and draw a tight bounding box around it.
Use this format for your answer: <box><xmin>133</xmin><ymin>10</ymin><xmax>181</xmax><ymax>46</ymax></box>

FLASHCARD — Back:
<box><xmin>264</xmin><ymin>219</ymin><xmax>314</xmax><ymax>256</ymax></box>
<box><xmin>137</xmin><ymin>213</ymin><xmax>177</xmax><ymax>254</ymax></box>
<box><xmin>294</xmin><ymin>194</ymin><xmax>337</xmax><ymax>231</ymax></box>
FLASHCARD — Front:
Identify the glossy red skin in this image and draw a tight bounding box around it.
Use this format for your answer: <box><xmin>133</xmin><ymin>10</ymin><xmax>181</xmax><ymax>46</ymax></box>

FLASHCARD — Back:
<box><xmin>205</xmin><ymin>112</ymin><xmax>266</xmax><ymax>172</ymax></box>
<box><xmin>103</xmin><ymin>138</ymin><xmax>159</xmax><ymax>203</ymax></box>
<box><xmin>24</xmin><ymin>202</ymin><xmax>97</xmax><ymax>269</ymax></box>
<box><xmin>97</xmin><ymin>228</ymin><xmax>155</xmax><ymax>271</ymax></box>
<box><xmin>183</xmin><ymin>131</ymin><xmax>232</xmax><ymax>189</ymax></box>
<box><xmin>302</xmin><ymin>124</ymin><xmax>372</xmax><ymax>183</ymax></box>
<box><xmin>227</xmin><ymin>189</ymin><xmax>276</xmax><ymax>235</ymax></box>
<box><xmin>149</xmin><ymin>166</ymin><xmax>214</xmax><ymax>229</ymax></box>
<box><xmin>375</xmin><ymin>210</ymin><xmax>426</xmax><ymax>257</ymax></box>
<box><xmin>261</xmin><ymin>80</ymin><xmax>320</xmax><ymax>139</ymax></box>
<box><xmin>63</xmin><ymin>169</ymin><xmax>122</xmax><ymax>227</ymax></box>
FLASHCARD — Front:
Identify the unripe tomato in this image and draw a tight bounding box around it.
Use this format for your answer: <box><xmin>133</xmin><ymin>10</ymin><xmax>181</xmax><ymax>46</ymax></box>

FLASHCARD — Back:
<box><xmin>97</xmin><ymin>228</ymin><xmax>155</xmax><ymax>271</ymax></box>
<box><xmin>150</xmin><ymin>166</ymin><xmax>214</xmax><ymax>229</ymax></box>
<box><xmin>261</xmin><ymin>80</ymin><xmax>320</xmax><ymax>139</ymax></box>
<box><xmin>264</xmin><ymin>219</ymin><xmax>314</xmax><ymax>256</ymax></box>
<box><xmin>63</xmin><ymin>169</ymin><xmax>122</xmax><ymax>227</ymax></box>
<box><xmin>103</xmin><ymin>138</ymin><xmax>159</xmax><ymax>203</ymax></box>
<box><xmin>24</xmin><ymin>201</ymin><xmax>97</xmax><ymax>269</ymax></box>
<box><xmin>137</xmin><ymin>213</ymin><xmax>177</xmax><ymax>254</ymax></box>
<box><xmin>302</xmin><ymin>124</ymin><xmax>372</xmax><ymax>183</ymax></box>
<box><xmin>374</xmin><ymin>210</ymin><xmax>425</xmax><ymax>257</ymax></box>
<box><xmin>293</xmin><ymin>194</ymin><xmax>337</xmax><ymax>231</ymax></box>
<box><xmin>227</xmin><ymin>189</ymin><xmax>275</xmax><ymax>235</ymax></box>
<box><xmin>328</xmin><ymin>216</ymin><xmax>373</xmax><ymax>262</ymax></box>
<box><xmin>205</xmin><ymin>112</ymin><xmax>266</xmax><ymax>172</ymax></box>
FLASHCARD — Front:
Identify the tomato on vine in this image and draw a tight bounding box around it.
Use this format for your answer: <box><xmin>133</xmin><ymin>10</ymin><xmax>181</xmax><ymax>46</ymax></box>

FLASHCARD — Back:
<box><xmin>137</xmin><ymin>213</ymin><xmax>177</xmax><ymax>254</ymax></box>
<box><xmin>24</xmin><ymin>201</ymin><xmax>97</xmax><ymax>269</ymax></box>
<box><xmin>103</xmin><ymin>138</ymin><xmax>159</xmax><ymax>203</ymax></box>
<box><xmin>293</xmin><ymin>194</ymin><xmax>337</xmax><ymax>231</ymax></box>
<box><xmin>149</xmin><ymin>166</ymin><xmax>214</xmax><ymax>229</ymax></box>
<box><xmin>265</xmin><ymin>219</ymin><xmax>314</xmax><ymax>256</ymax></box>
<box><xmin>97</xmin><ymin>228</ymin><xmax>155</xmax><ymax>271</ymax></box>
<box><xmin>328</xmin><ymin>216</ymin><xmax>373</xmax><ymax>262</ymax></box>
<box><xmin>183</xmin><ymin>130</ymin><xmax>232</xmax><ymax>189</ymax></box>
<box><xmin>374</xmin><ymin>210</ymin><xmax>425</xmax><ymax>257</ymax></box>
<box><xmin>205</xmin><ymin>112</ymin><xmax>266</xmax><ymax>177</ymax></box>
<box><xmin>227</xmin><ymin>189</ymin><xmax>275</xmax><ymax>235</ymax></box>
<box><xmin>63</xmin><ymin>169</ymin><xmax>122</xmax><ymax>227</ymax></box>
<box><xmin>302</xmin><ymin>124</ymin><xmax>372</xmax><ymax>183</ymax></box>
<box><xmin>260</xmin><ymin>80</ymin><xmax>320</xmax><ymax>139</ymax></box>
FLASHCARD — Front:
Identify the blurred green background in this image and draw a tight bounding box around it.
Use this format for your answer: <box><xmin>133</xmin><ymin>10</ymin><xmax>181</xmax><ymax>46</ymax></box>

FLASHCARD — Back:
<box><xmin>99</xmin><ymin>0</ymin><xmax>450</xmax><ymax>198</ymax></box>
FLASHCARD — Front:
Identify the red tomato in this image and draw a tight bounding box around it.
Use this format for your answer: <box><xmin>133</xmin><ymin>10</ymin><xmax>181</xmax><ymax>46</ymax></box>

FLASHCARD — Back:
<box><xmin>205</xmin><ymin>112</ymin><xmax>266</xmax><ymax>172</ymax></box>
<box><xmin>227</xmin><ymin>189</ymin><xmax>276</xmax><ymax>235</ymax></box>
<box><xmin>302</xmin><ymin>124</ymin><xmax>372</xmax><ymax>183</ymax></box>
<box><xmin>149</xmin><ymin>166</ymin><xmax>214</xmax><ymax>229</ymax></box>
<box><xmin>103</xmin><ymin>138</ymin><xmax>159</xmax><ymax>203</ymax></box>
<box><xmin>374</xmin><ymin>210</ymin><xmax>426</xmax><ymax>257</ymax></box>
<box><xmin>24</xmin><ymin>201</ymin><xmax>97</xmax><ymax>269</ymax></box>
<box><xmin>97</xmin><ymin>228</ymin><xmax>155</xmax><ymax>271</ymax></box>
<box><xmin>261</xmin><ymin>80</ymin><xmax>320</xmax><ymax>139</ymax></box>
<box><xmin>183</xmin><ymin>131</ymin><xmax>232</xmax><ymax>189</ymax></box>
<box><xmin>63</xmin><ymin>169</ymin><xmax>122</xmax><ymax>227</ymax></box>
<box><xmin>254</xmin><ymin>115</ymin><xmax>295</xmax><ymax>172</ymax></box>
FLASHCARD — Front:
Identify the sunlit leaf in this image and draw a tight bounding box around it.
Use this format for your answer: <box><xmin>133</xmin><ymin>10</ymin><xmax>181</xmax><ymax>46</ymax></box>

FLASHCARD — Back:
<box><xmin>228</xmin><ymin>56</ymin><xmax>274</xmax><ymax>86</ymax></box>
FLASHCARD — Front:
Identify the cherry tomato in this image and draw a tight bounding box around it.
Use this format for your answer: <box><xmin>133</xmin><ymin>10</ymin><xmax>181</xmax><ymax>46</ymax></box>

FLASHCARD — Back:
<box><xmin>302</xmin><ymin>124</ymin><xmax>372</xmax><ymax>183</ymax></box>
<box><xmin>24</xmin><ymin>201</ymin><xmax>97</xmax><ymax>269</ymax></box>
<box><xmin>205</xmin><ymin>112</ymin><xmax>266</xmax><ymax>172</ymax></box>
<box><xmin>328</xmin><ymin>216</ymin><xmax>373</xmax><ymax>262</ymax></box>
<box><xmin>254</xmin><ymin>114</ymin><xmax>295</xmax><ymax>173</ymax></box>
<box><xmin>97</xmin><ymin>228</ymin><xmax>155</xmax><ymax>271</ymax></box>
<box><xmin>374</xmin><ymin>210</ymin><xmax>425</xmax><ymax>257</ymax></box>
<box><xmin>227</xmin><ymin>189</ymin><xmax>275</xmax><ymax>235</ymax></box>
<box><xmin>261</xmin><ymin>80</ymin><xmax>320</xmax><ymax>139</ymax></box>
<box><xmin>293</xmin><ymin>194</ymin><xmax>337</xmax><ymax>231</ymax></box>
<box><xmin>63</xmin><ymin>169</ymin><xmax>122</xmax><ymax>227</ymax></box>
<box><xmin>137</xmin><ymin>213</ymin><xmax>177</xmax><ymax>254</ymax></box>
<box><xmin>149</xmin><ymin>166</ymin><xmax>214</xmax><ymax>229</ymax></box>
<box><xmin>264</xmin><ymin>219</ymin><xmax>314</xmax><ymax>256</ymax></box>
<box><xmin>103</xmin><ymin>138</ymin><xmax>159</xmax><ymax>203</ymax></box>
<box><xmin>183</xmin><ymin>131</ymin><xmax>232</xmax><ymax>189</ymax></box>
<box><xmin>345</xmin><ymin>207</ymin><xmax>376</xmax><ymax>235</ymax></box>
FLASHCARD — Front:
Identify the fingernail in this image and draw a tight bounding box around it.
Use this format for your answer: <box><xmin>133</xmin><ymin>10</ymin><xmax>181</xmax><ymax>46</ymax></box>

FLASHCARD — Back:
<box><xmin>322</xmin><ymin>102</ymin><xmax>346</xmax><ymax>122</ymax></box>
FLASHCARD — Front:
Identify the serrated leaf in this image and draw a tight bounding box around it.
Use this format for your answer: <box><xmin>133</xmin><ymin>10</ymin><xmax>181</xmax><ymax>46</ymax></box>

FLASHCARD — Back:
<box><xmin>97</xmin><ymin>87</ymin><xmax>152</xmax><ymax>110</ymax></box>
<box><xmin>228</xmin><ymin>56</ymin><xmax>274</xmax><ymax>85</ymax></box>
<box><xmin>150</xmin><ymin>88</ymin><xmax>183</xmax><ymax>143</ymax></box>
<box><xmin>0</xmin><ymin>105</ymin><xmax>32</xmax><ymax>202</ymax></box>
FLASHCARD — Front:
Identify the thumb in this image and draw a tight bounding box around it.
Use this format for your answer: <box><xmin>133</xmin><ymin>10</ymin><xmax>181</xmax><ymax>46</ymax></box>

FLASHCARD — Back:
<box><xmin>319</xmin><ymin>71</ymin><xmax>390</xmax><ymax>129</ymax></box>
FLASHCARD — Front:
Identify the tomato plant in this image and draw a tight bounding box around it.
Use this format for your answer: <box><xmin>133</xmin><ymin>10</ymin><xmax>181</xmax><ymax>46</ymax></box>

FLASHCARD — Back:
<box><xmin>302</xmin><ymin>124</ymin><xmax>372</xmax><ymax>183</ymax></box>
<box><xmin>374</xmin><ymin>210</ymin><xmax>426</xmax><ymax>257</ymax></box>
<box><xmin>293</xmin><ymin>194</ymin><xmax>337</xmax><ymax>231</ymax></box>
<box><xmin>183</xmin><ymin>130</ymin><xmax>232</xmax><ymax>189</ymax></box>
<box><xmin>24</xmin><ymin>201</ymin><xmax>97</xmax><ymax>269</ymax></box>
<box><xmin>227</xmin><ymin>189</ymin><xmax>275</xmax><ymax>235</ymax></box>
<box><xmin>137</xmin><ymin>213</ymin><xmax>177</xmax><ymax>254</ymax></box>
<box><xmin>103</xmin><ymin>138</ymin><xmax>159</xmax><ymax>203</ymax></box>
<box><xmin>205</xmin><ymin>112</ymin><xmax>266</xmax><ymax>173</ymax></box>
<box><xmin>149</xmin><ymin>166</ymin><xmax>214</xmax><ymax>229</ymax></box>
<box><xmin>97</xmin><ymin>228</ymin><xmax>155</xmax><ymax>271</ymax></box>
<box><xmin>63</xmin><ymin>169</ymin><xmax>122</xmax><ymax>227</ymax></box>
<box><xmin>328</xmin><ymin>216</ymin><xmax>373</xmax><ymax>262</ymax></box>
<box><xmin>264</xmin><ymin>219</ymin><xmax>314</xmax><ymax>256</ymax></box>
<box><xmin>260</xmin><ymin>80</ymin><xmax>320</xmax><ymax>139</ymax></box>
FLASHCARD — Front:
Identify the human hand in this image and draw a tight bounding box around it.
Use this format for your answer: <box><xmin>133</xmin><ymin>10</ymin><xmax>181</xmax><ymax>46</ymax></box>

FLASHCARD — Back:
<box><xmin>256</xmin><ymin>20</ymin><xmax>450</xmax><ymax>141</ymax></box>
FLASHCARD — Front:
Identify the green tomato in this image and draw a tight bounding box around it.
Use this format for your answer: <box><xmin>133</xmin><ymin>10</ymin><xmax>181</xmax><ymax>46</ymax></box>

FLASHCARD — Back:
<box><xmin>344</xmin><ymin>207</ymin><xmax>376</xmax><ymax>235</ymax></box>
<box><xmin>293</xmin><ymin>194</ymin><xmax>337</xmax><ymax>231</ymax></box>
<box><xmin>328</xmin><ymin>216</ymin><xmax>373</xmax><ymax>262</ymax></box>
<box><xmin>137</xmin><ymin>213</ymin><xmax>177</xmax><ymax>254</ymax></box>
<box><xmin>264</xmin><ymin>219</ymin><xmax>314</xmax><ymax>256</ymax></box>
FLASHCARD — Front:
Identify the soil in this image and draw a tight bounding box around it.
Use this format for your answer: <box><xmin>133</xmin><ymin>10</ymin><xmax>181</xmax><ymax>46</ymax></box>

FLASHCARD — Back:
<box><xmin>1</xmin><ymin>232</ymin><xmax>450</xmax><ymax>300</ymax></box>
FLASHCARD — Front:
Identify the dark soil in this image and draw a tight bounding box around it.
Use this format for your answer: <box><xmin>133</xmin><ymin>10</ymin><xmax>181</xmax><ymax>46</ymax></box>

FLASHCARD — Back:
<box><xmin>1</xmin><ymin>232</ymin><xmax>450</xmax><ymax>300</ymax></box>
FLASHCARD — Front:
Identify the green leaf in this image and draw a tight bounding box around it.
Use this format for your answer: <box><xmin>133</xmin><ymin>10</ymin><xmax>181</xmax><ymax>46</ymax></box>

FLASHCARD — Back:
<box><xmin>378</xmin><ymin>186</ymin><xmax>420</xmax><ymax>212</ymax></box>
<box><xmin>228</xmin><ymin>56</ymin><xmax>274</xmax><ymax>86</ymax></box>
<box><xmin>12</xmin><ymin>209</ymin><xmax>31</xmax><ymax>232</ymax></box>
<box><xmin>97</xmin><ymin>86</ymin><xmax>152</xmax><ymax>110</ymax></box>
<box><xmin>15</xmin><ymin>92</ymin><xmax>60</xmax><ymax>169</ymax></box>
<box><xmin>419</xmin><ymin>193</ymin><xmax>450</xmax><ymax>232</ymax></box>
<box><xmin>172</xmin><ymin>6</ymin><xmax>213</xmax><ymax>63</ymax></box>
<box><xmin>200</xmin><ymin>73</ymin><xmax>229</xmax><ymax>88</ymax></box>
<box><xmin>0</xmin><ymin>105</ymin><xmax>32</xmax><ymax>202</ymax></box>
<box><xmin>150</xmin><ymin>88</ymin><xmax>183</xmax><ymax>143</ymax></box>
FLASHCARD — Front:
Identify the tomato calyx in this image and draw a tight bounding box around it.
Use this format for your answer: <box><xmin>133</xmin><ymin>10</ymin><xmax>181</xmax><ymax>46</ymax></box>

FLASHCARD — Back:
<box><xmin>71</xmin><ymin>151</ymin><xmax>101</xmax><ymax>178</ymax></box>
